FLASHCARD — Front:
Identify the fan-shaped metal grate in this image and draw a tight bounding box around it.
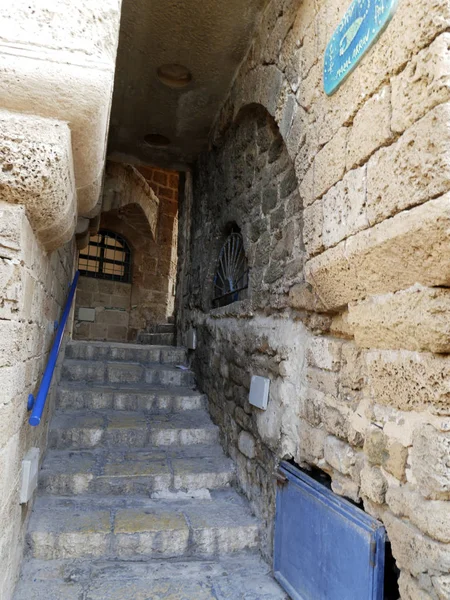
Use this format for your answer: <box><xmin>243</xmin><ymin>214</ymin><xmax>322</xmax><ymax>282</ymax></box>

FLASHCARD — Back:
<box><xmin>213</xmin><ymin>232</ymin><xmax>248</xmax><ymax>307</ymax></box>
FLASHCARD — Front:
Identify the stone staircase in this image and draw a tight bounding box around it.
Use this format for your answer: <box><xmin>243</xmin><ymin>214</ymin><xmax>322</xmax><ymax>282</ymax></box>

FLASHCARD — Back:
<box><xmin>138</xmin><ymin>323</ymin><xmax>176</xmax><ymax>346</ymax></box>
<box><xmin>14</xmin><ymin>340</ymin><xmax>287</xmax><ymax>599</ymax></box>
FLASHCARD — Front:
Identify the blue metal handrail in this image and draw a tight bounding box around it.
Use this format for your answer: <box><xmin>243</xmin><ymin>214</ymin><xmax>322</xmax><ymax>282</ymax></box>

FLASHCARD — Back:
<box><xmin>28</xmin><ymin>270</ymin><xmax>80</xmax><ymax>426</ymax></box>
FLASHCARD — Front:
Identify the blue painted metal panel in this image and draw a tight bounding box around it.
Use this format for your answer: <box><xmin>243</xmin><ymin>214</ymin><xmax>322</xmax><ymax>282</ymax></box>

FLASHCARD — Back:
<box><xmin>324</xmin><ymin>0</ymin><xmax>398</xmax><ymax>95</ymax></box>
<box><xmin>274</xmin><ymin>462</ymin><xmax>385</xmax><ymax>600</ymax></box>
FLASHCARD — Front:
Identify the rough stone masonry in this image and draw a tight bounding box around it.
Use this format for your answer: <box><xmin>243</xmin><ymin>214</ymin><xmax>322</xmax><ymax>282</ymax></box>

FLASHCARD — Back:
<box><xmin>177</xmin><ymin>1</ymin><xmax>450</xmax><ymax>598</ymax></box>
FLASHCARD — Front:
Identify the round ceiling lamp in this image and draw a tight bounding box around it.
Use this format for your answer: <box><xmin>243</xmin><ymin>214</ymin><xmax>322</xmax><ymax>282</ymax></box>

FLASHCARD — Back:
<box><xmin>157</xmin><ymin>63</ymin><xmax>192</xmax><ymax>88</ymax></box>
<box><xmin>144</xmin><ymin>134</ymin><xmax>171</xmax><ymax>147</ymax></box>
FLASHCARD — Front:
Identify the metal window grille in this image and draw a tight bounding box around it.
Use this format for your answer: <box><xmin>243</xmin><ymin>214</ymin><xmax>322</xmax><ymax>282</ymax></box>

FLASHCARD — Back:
<box><xmin>78</xmin><ymin>230</ymin><xmax>131</xmax><ymax>283</ymax></box>
<box><xmin>213</xmin><ymin>231</ymin><xmax>249</xmax><ymax>307</ymax></box>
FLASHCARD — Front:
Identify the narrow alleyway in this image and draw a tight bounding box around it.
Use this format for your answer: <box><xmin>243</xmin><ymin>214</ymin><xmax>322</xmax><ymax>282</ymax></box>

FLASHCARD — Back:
<box><xmin>13</xmin><ymin>340</ymin><xmax>287</xmax><ymax>599</ymax></box>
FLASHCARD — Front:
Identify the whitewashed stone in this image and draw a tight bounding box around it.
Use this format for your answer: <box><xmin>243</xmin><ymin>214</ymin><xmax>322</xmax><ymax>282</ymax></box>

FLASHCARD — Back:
<box><xmin>411</xmin><ymin>425</ymin><xmax>450</xmax><ymax>500</ymax></box>
<box><xmin>238</xmin><ymin>431</ymin><xmax>256</xmax><ymax>459</ymax></box>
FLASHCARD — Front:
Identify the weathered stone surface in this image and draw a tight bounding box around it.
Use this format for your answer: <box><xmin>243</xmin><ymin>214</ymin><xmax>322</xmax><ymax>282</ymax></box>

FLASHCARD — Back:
<box><xmin>411</xmin><ymin>425</ymin><xmax>450</xmax><ymax>500</ymax></box>
<box><xmin>305</xmin><ymin>194</ymin><xmax>450</xmax><ymax>309</ymax></box>
<box><xmin>313</xmin><ymin>127</ymin><xmax>348</xmax><ymax>200</ymax></box>
<box><xmin>0</xmin><ymin>111</ymin><xmax>76</xmax><ymax>250</ymax></box>
<box><xmin>367</xmin><ymin>104</ymin><xmax>450</xmax><ymax>226</ymax></box>
<box><xmin>330</xmin><ymin>472</ymin><xmax>360</xmax><ymax>503</ymax></box>
<box><xmin>349</xmin><ymin>285</ymin><xmax>450</xmax><ymax>353</ymax></box>
<box><xmin>366</xmin><ymin>350</ymin><xmax>450</xmax><ymax>415</ymax></box>
<box><xmin>324</xmin><ymin>436</ymin><xmax>355</xmax><ymax>475</ymax></box>
<box><xmin>0</xmin><ymin>0</ymin><xmax>122</xmax><ymax>215</ymax></box>
<box><xmin>384</xmin><ymin>442</ymin><xmax>408</xmax><ymax>482</ymax></box>
<box><xmin>386</xmin><ymin>485</ymin><xmax>450</xmax><ymax>543</ymax></box>
<box><xmin>321</xmin><ymin>166</ymin><xmax>368</xmax><ymax>250</ymax></box>
<box><xmin>360</xmin><ymin>465</ymin><xmax>387</xmax><ymax>504</ymax></box>
<box><xmin>398</xmin><ymin>571</ymin><xmax>434</xmax><ymax>600</ymax></box>
<box><xmin>288</xmin><ymin>282</ymin><xmax>326</xmax><ymax>312</ymax></box>
<box><xmin>384</xmin><ymin>512</ymin><xmax>450</xmax><ymax>578</ymax></box>
<box><xmin>306</xmin><ymin>337</ymin><xmax>342</xmax><ymax>372</ymax></box>
<box><xmin>238</xmin><ymin>431</ymin><xmax>256</xmax><ymax>459</ymax></box>
<box><xmin>392</xmin><ymin>33</ymin><xmax>450</xmax><ymax>134</ymax></box>
<box><xmin>347</xmin><ymin>86</ymin><xmax>393</xmax><ymax>171</ymax></box>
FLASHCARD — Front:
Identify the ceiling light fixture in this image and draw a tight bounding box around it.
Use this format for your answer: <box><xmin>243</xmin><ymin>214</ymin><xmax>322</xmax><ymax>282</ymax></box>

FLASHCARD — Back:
<box><xmin>157</xmin><ymin>64</ymin><xmax>192</xmax><ymax>89</ymax></box>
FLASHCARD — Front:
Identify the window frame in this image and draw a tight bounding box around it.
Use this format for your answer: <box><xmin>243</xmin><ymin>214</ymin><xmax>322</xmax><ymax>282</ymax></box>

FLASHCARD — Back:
<box><xmin>78</xmin><ymin>230</ymin><xmax>132</xmax><ymax>283</ymax></box>
<box><xmin>212</xmin><ymin>230</ymin><xmax>249</xmax><ymax>308</ymax></box>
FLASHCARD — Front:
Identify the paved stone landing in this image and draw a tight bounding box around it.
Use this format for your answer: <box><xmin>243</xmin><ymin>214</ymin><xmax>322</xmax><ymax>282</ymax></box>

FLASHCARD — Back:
<box><xmin>14</xmin><ymin>341</ymin><xmax>286</xmax><ymax>599</ymax></box>
<box><xmin>14</xmin><ymin>555</ymin><xmax>288</xmax><ymax>599</ymax></box>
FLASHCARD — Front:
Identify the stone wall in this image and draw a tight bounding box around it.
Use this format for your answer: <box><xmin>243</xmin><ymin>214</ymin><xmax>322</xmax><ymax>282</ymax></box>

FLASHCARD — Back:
<box><xmin>74</xmin><ymin>277</ymin><xmax>131</xmax><ymax>342</ymax></box>
<box><xmin>0</xmin><ymin>201</ymin><xmax>75</xmax><ymax>599</ymax></box>
<box><xmin>178</xmin><ymin>1</ymin><xmax>450</xmax><ymax>597</ymax></box>
<box><xmin>74</xmin><ymin>163</ymin><xmax>179</xmax><ymax>342</ymax></box>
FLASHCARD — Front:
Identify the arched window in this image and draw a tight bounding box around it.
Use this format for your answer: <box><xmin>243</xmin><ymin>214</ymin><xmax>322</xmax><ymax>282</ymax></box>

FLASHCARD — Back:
<box><xmin>78</xmin><ymin>230</ymin><xmax>131</xmax><ymax>283</ymax></box>
<box><xmin>213</xmin><ymin>228</ymin><xmax>249</xmax><ymax>308</ymax></box>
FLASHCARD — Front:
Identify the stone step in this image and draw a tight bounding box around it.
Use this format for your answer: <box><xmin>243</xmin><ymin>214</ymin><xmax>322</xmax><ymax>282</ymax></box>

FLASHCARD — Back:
<box><xmin>26</xmin><ymin>491</ymin><xmax>260</xmax><ymax>560</ymax></box>
<box><xmin>146</xmin><ymin>323</ymin><xmax>176</xmax><ymax>333</ymax></box>
<box><xmin>57</xmin><ymin>383</ymin><xmax>206</xmax><ymax>412</ymax></box>
<box><xmin>65</xmin><ymin>340</ymin><xmax>186</xmax><ymax>364</ymax></box>
<box><xmin>49</xmin><ymin>410</ymin><xmax>219</xmax><ymax>450</ymax></box>
<box><xmin>14</xmin><ymin>555</ymin><xmax>288</xmax><ymax>600</ymax></box>
<box><xmin>138</xmin><ymin>332</ymin><xmax>175</xmax><ymax>346</ymax></box>
<box><xmin>39</xmin><ymin>446</ymin><xmax>235</xmax><ymax>496</ymax></box>
<box><xmin>61</xmin><ymin>359</ymin><xmax>194</xmax><ymax>387</ymax></box>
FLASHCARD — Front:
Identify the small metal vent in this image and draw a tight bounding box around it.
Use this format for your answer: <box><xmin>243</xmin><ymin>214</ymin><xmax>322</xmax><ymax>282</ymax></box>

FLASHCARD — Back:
<box><xmin>213</xmin><ymin>232</ymin><xmax>248</xmax><ymax>307</ymax></box>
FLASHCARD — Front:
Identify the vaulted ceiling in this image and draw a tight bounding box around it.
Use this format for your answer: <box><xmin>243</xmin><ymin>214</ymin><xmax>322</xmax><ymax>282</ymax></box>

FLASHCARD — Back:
<box><xmin>107</xmin><ymin>0</ymin><xmax>268</xmax><ymax>170</ymax></box>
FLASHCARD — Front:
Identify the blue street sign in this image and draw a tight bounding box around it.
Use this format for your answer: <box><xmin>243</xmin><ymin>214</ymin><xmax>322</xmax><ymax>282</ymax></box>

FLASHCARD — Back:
<box><xmin>324</xmin><ymin>0</ymin><xmax>398</xmax><ymax>95</ymax></box>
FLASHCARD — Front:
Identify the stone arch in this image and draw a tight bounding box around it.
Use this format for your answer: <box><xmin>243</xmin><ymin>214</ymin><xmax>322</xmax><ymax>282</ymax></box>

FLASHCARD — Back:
<box><xmin>102</xmin><ymin>161</ymin><xmax>160</xmax><ymax>240</ymax></box>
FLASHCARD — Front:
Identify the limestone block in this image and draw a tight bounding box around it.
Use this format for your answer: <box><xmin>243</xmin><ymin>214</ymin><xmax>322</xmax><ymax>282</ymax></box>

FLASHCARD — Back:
<box><xmin>360</xmin><ymin>465</ymin><xmax>387</xmax><ymax>504</ymax></box>
<box><xmin>297</xmin><ymin>420</ymin><xmax>327</xmax><ymax>465</ymax></box>
<box><xmin>349</xmin><ymin>285</ymin><xmax>450</xmax><ymax>353</ymax></box>
<box><xmin>103</xmin><ymin>163</ymin><xmax>159</xmax><ymax>239</ymax></box>
<box><xmin>0</xmin><ymin>202</ymin><xmax>25</xmax><ymax>258</ymax></box>
<box><xmin>0</xmin><ymin>258</ymin><xmax>23</xmax><ymax>320</ymax></box>
<box><xmin>322</xmin><ymin>166</ymin><xmax>368</xmax><ymax>250</ymax></box>
<box><xmin>411</xmin><ymin>424</ymin><xmax>450</xmax><ymax>500</ymax></box>
<box><xmin>0</xmin><ymin>0</ymin><xmax>121</xmax><ymax>63</ymax></box>
<box><xmin>323</xmin><ymin>436</ymin><xmax>356</xmax><ymax>475</ymax></box>
<box><xmin>330</xmin><ymin>312</ymin><xmax>354</xmax><ymax>340</ymax></box>
<box><xmin>364</xmin><ymin>429</ymin><xmax>388</xmax><ymax>466</ymax></box>
<box><xmin>347</xmin><ymin>86</ymin><xmax>393</xmax><ymax>171</ymax></box>
<box><xmin>384</xmin><ymin>442</ymin><xmax>408</xmax><ymax>482</ymax></box>
<box><xmin>366</xmin><ymin>350</ymin><xmax>450</xmax><ymax>415</ymax></box>
<box><xmin>0</xmin><ymin>111</ymin><xmax>76</xmax><ymax>250</ymax></box>
<box><xmin>432</xmin><ymin>574</ymin><xmax>450</xmax><ymax>600</ymax></box>
<box><xmin>392</xmin><ymin>33</ymin><xmax>450</xmax><ymax>134</ymax></box>
<box><xmin>357</xmin><ymin>0</ymin><xmax>450</xmax><ymax>100</ymax></box>
<box><xmin>288</xmin><ymin>282</ymin><xmax>326</xmax><ymax>312</ymax></box>
<box><xmin>367</xmin><ymin>104</ymin><xmax>450</xmax><ymax>226</ymax></box>
<box><xmin>0</xmin><ymin>52</ymin><xmax>117</xmax><ymax>216</ymax></box>
<box><xmin>305</xmin><ymin>194</ymin><xmax>450</xmax><ymax>310</ymax></box>
<box><xmin>238</xmin><ymin>431</ymin><xmax>256</xmax><ymax>459</ymax></box>
<box><xmin>386</xmin><ymin>485</ymin><xmax>450</xmax><ymax>543</ymax></box>
<box><xmin>306</xmin><ymin>336</ymin><xmax>342</xmax><ymax>372</ymax></box>
<box><xmin>303</xmin><ymin>200</ymin><xmax>323</xmax><ymax>257</ymax></box>
<box><xmin>313</xmin><ymin>127</ymin><xmax>348</xmax><ymax>200</ymax></box>
<box><xmin>330</xmin><ymin>472</ymin><xmax>360</xmax><ymax>503</ymax></box>
<box><xmin>383</xmin><ymin>512</ymin><xmax>450</xmax><ymax>578</ymax></box>
<box><xmin>398</xmin><ymin>572</ymin><xmax>434</xmax><ymax>600</ymax></box>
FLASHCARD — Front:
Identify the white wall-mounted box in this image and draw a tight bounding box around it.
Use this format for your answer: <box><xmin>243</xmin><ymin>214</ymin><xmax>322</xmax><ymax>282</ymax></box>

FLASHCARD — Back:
<box><xmin>249</xmin><ymin>375</ymin><xmax>270</xmax><ymax>410</ymax></box>
<box><xmin>20</xmin><ymin>447</ymin><xmax>40</xmax><ymax>504</ymax></box>
<box><xmin>186</xmin><ymin>328</ymin><xmax>197</xmax><ymax>350</ymax></box>
<box><xmin>78</xmin><ymin>307</ymin><xmax>95</xmax><ymax>322</ymax></box>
